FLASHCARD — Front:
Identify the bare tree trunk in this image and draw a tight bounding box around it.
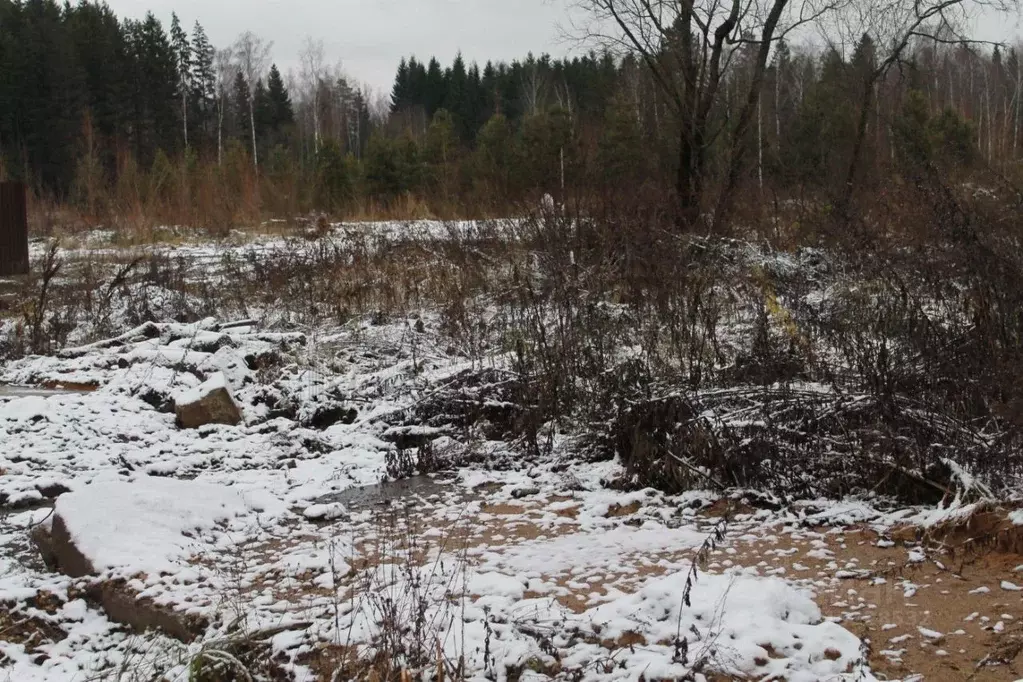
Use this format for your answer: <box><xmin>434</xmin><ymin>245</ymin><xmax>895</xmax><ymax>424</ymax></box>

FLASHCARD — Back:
<box><xmin>1015</xmin><ymin>51</ymin><xmax>1021</xmax><ymax>155</ymax></box>
<box><xmin>560</xmin><ymin>146</ymin><xmax>566</xmax><ymax>195</ymax></box>
<box><xmin>712</xmin><ymin>0</ymin><xmax>788</xmax><ymax>230</ymax></box>
<box><xmin>984</xmin><ymin>67</ymin><xmax>991</xmax><ymax>162</ymax></box>
<box><xmin>313</xmin><ymin>91</ymin><xmax>321</xmax><ymax>154</ymax></box>
<box><xmin>839</xmin><ymin>75</ymin><xmax>875</xmax><ymax>217</ymax></box>
<box><xmin>875</xmin><ymin>82</ymin><xmax>882</xmax><ymax>170</ymax></box>
<box><xmin>757</xmin><ymin>97</ymin><xmax>764</xmax><ymax>191</ymax></box>
<box><xmin>775</xmin><ymin>62</ymin><xmax>781</xmax><ymax>143</ymax></box>
<box><xmin>182</xmin><ymin>89</ymin><xmax>189</xmax><ymax>150</ymax></box>
<box><xmin>249</xmin><ymin>104</ymin><xmax>258</xmax><ymax>172</ymax></box>
<box><xmin>217</xmin><ymin>95</ymin><xmax>224</xmax><ymax>166</ymax></box>
<box><xmin>234</xmin><ymin>32</ymin><xmax>271</xmax><ymax>173</ymax></box>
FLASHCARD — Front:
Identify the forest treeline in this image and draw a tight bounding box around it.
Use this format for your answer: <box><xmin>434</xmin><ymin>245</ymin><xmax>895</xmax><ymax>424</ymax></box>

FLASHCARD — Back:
<box><xmin>0</xmin><ymin>0</ymin><xmax>1020</xmax><ymax>227</ymax></box>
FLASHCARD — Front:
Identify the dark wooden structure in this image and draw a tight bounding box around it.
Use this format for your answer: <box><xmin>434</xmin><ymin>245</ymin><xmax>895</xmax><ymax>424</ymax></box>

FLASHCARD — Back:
<box><xmin>0</xmin><ymin>181</ymin><xmax>29</xmax><ymax>276</ymax></box>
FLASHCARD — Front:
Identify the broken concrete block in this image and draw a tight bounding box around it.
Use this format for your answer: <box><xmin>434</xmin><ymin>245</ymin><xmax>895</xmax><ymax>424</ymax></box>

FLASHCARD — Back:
<box><xmin>174</xmin><ymin>372</ymin><xmax>241</xmax><ymax>428</ymax></box>
<box><xmin>31</xmin><ymin>477</ymin><xmax>272</xmax><ymax>641</ymax></box>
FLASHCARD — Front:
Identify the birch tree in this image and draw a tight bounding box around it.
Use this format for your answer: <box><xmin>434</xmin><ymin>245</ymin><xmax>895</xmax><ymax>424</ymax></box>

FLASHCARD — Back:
<box><xmin>300</xmin><ymin>37</ymin><xmax>325</xmax><ymax>154</ymax></box>
<box><xmin>214</xmin><ymin>48</ymin><xmax>235</xmax><ymax>166</ymax></box>
<box><xmin>234</xmin><ymin>31</ymin><xmax>273</xmax><ymax>172</ymax></box>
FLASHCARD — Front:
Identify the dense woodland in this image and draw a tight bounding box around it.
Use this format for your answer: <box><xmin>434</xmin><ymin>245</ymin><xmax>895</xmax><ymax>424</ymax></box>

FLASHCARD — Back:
<box><xmin>0</xmin><ymin>0</ymin><xmax>1020</xmax><ymax>226</ymax></box>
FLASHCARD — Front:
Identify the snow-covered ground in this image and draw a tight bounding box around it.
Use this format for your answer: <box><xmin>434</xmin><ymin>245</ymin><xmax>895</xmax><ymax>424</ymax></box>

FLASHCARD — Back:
<box><xmin>0</xmin><ymin>310</ymin><xmax>879</xmax><ymax>681</ymax></box>
<box><xmin>1</xmin><ymin>226</ymin><xmax>1020</xmax><ymax>681</ymax></box>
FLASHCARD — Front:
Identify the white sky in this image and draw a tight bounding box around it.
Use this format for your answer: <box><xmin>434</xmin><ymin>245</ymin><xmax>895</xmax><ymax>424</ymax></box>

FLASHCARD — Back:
<box><xmin>104</xmin><ymin>0</ymin><xmax>1022</xmax><ymax>97</ymax></box>
<box><xmin>104</xmin><ymin>0</ymin><xmax>582</xmax><ymax>97</ymax></box>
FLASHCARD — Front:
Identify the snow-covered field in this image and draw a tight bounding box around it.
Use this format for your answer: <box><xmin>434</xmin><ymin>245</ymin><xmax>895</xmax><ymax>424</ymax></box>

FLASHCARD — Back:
<box><xmin>0</xmin><ymin>225</ymin><xmax>1020</xmax><ymax>681</ymax></box>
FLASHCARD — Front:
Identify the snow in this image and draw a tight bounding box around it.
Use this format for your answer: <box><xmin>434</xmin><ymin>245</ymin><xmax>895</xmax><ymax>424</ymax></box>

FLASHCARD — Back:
<box><xmin>54</xmin><ymin>476</ymin><xmax>282</xmax><ymax>575</ymax></box>
<box><xmin>582</xmin><ymin>571</ymin><xmax>863</xmax><ymax>681</ymax></box>
<box><xmin>302</xmin><ymin>502</ymin><xmax>347</xmax><ymax>521</ymax></box>
<box><xmin>173</xmin><ymin>370</ymin><xmax>228</xmax><ymax>406</ymax></box>
<box><xmin>0</xmin><ymin>234</ymin><xmax>909</xmax><ymax>681</ymax></box>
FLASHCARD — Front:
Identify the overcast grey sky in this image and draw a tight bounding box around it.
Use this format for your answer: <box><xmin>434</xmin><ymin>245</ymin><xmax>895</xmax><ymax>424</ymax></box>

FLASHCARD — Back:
<box><xmin>104</xmin><ymin>0</ymin><xmax>581</xmax><ymax>97</ymax></box>
<box><xmin>105</xmin><ymin>0</ymin><xmax>1021</xmax><ymax>98</ymax></box>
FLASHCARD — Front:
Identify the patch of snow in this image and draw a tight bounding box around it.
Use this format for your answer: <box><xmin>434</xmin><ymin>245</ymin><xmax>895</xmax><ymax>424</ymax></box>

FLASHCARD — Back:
<box><xmin>55</xmin><ymin>476</ymin><xmax>282</xmax><ymax>575</ymax></box>
<box><xmin>302</xmin><ymin>502</ymin><xmax>347</xmax><ymax>521</ymax></box>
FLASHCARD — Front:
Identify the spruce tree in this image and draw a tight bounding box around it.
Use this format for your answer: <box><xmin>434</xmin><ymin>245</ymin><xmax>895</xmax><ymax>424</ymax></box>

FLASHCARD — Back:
<box><xmin>425</xmin><ymin>57</ymin><xmax>446</xmax><ymax>118</ymax></box>
<box><xmin>191</xmin><ymin>22</ymin><xmax>216</xmax><ymax>146</ymax></box>
<box><xmin>597</xmin><ymin>96</ymin><xmax>645</xmax><ymax>188</ymax></box>
<box><xmin>124</xmin><ymin>13</ymin><xmax>178</xmax><ymax>164</ymax></box>
<box><xmin>424</xmin><ymin>109</ymin><xmax>459</xmax><ymax>196</ymax></box>
<box><xmin>253</xmin><ymin>79</ymin><xmax>271</xmax><ymax>144</ymax></box>
<box><xmin>444</xmin><ymin>53</ymin><xmax>470</xmax><ymax>141</ymax></box>
<box><xmin>233</xmin><ymin>71</ymin><xmax>251</xmax><ymax>146</ymax></box>
<box><xmin>391</xmin><ymin>58</ymin><xmax>410</xmax><ymax>113</ymax></box>
<box><xmin>1</xmin><ymin>0</ymin><xmax>87</xmax><ymax>192</ymax></box>
<box><xmin>316</xmin><ymin>139</ymin><xmax>354</xmax><ymax>211</ymax></box>
<box><xmin>265</xmin><ymin>65</ymin><xmax>294</xmax><ymax>131</ymax></box>
<box><xmin>170</xmin><ymin>12</ymin><xmax>191</xmax><ymax>149</ymax></box>
<box><xmin>66</xmin><ymin>1</ymin><xmax>129</xmax><ymax>153</ymax></box>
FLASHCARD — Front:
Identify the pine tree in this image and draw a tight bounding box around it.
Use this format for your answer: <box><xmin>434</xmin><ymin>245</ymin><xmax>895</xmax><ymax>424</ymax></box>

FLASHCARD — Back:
<box><xmin>597</xmin><ymin>96</ymin><xmax>645</xmax><ymax>188</ymax></box>
<box><xmin>519</xmin><ymin>107</ymin><xmax>574</xmax><ymax>193</ymax></box>
<box><xmin>425</xmin><ymin>58</ymin><xmax>446</xmax><ymax>118</ymax></box>
<box><xmin>474</xmin><ymin>113</ymin><xmax>514</xmax><ymax>195</ymax></box>
<box><xmin>124</xmin><ymin>13</ymin><xmax>179</xmax><ymax>166</ymax></box>
<box><xmin>466</xmin><ymin>63</ymin><xmax>485</xmax><ymax>141</ymax></box>
<box><xmin>1</xmin><ymin>0</ymin><xmax>87</xmax><ymax>192</ymax></box>
<box><xmin>170</xmin><ymin>12</ymin><xmax>191</xmax><ymax>149</ymax></box>
<box><xmin>233</xmin><ymin>71</ymin><xmax>251</xmax><ymax>145</ymax></box>
<box><xmin>444</xmin><ymin>53</ymin><xmax>471</xmax><ymax>142</ymax></box>
<box><xmin>424</xmin><ymin>108</ymin><xmax>460</xmax><ymax>196</ymax></box>
<box><xmin>407</xmin><ymin>57</ymin><xmax>428</xmax><ymax>107</ymax></box>
<box><xmin>391</xmin><ymin>58</ymin><xmax>410</xmax><ymax>113</ymax></box>
<box><xmin>65</xmin><ymin>1</ymin><xmax>128</xmax><ymax>150</ymax></box>
<box><xmin>253</xmin><ymin>78</ymin><xmax>271</xmax><ymax>146</ymax></box>
<box><xmin>265</xmin><ymin>65</ymin><xmax>294</xmax><ymax>132</ymax></box>
<box><xmin>191</xmin><ymin>22</ymin><xmax>216</xmax><ymax>146</ymax></box>
<box><xmin>316</xmin><ymin>139</ymin><xmax>354</xmax><ymax>211</ymax></box>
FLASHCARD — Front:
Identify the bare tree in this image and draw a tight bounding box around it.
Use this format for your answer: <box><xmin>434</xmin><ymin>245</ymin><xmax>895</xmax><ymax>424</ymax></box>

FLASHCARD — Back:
<box><xmin>576</xmin><ymin>0</ymin><xmax>834</xmax><ymax>228</ymax></box>
<box><xmin>300</xmin><ymin>37</ymin><xmax>326</xmax><ymax>155</ymax></box>
<box><xmin>234</xmin><ymin>31</ymin><xmax>273</xmax><ymax>172</ymax></box>
<box><xmin>1015</xmin><ymin>40</ymin><xmax>1022</xmax><ymax>154</ymax></box>
<box><xmin>829</xmin><ymin>0</ymin><xmax>1014</xmax><ymax>216</ymax></box>
<box><xmin>214</xmin><ymin>48</ymin><xmax>236</xmax><ymax>167</ymax></box>
<box><xmin>521</xmin><ymin>57</ymin><xmax>549</xmax><ymax>116</ymax></box>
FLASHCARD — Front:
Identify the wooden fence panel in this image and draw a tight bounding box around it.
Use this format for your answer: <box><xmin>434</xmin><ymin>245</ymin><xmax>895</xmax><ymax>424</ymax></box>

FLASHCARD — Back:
<box><xmin>0</xmin><ymin>181</ymin><xmax>29</xmax><ymax>276</ymax></box>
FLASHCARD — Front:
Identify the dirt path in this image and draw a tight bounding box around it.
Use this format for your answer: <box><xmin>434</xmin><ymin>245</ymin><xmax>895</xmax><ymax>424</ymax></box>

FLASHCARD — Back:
<box><xmin>724</xmin><ymin>519</ymin><xmax>1023</xmax><ymax>681</ymax></box>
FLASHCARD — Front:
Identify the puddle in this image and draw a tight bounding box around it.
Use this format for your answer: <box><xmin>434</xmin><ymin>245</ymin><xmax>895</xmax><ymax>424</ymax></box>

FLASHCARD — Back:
<box><xmin>0</xmin><ymin>384</ymin><xmax>96</xmax><ymax>398</ymax></box>
<box><xmin>312</xmin><ymin>475</ymin><xmax>456</xmax><ymax>510</ymax></box>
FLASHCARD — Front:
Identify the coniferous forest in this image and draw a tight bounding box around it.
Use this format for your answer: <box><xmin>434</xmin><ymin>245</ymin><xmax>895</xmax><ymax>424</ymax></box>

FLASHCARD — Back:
<box><xmin>0</xmin><ymin>0</ymin><xmax>1021</xmax><ymax>227</ymax></box>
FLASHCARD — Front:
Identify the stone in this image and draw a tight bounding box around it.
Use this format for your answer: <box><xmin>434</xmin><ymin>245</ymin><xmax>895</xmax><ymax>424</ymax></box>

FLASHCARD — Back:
<box><xmin>32</xmin><ymin>517</ymin><xmax>208</xmax><ymax>641</ymax></box>
<box><xmin>174</xmin><ymin>373</ymin><xmax>242</xmax><ymax>429</ymax></box>
<box><xmin>31</xmin><ymin>477</ymin><xmax>259</xmax><ymax>642</ymax></box>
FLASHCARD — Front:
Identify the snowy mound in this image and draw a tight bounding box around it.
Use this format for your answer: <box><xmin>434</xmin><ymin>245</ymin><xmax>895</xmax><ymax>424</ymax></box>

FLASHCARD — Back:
<box><xmin>53</xmin><ymin>476</ymin><xmax>280</xmax><ymax>575</ymax></box>
<box><xmin>584</xmin><ymin>571</ymin><xmax>863</xmax><ymax>681</ymax></box>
